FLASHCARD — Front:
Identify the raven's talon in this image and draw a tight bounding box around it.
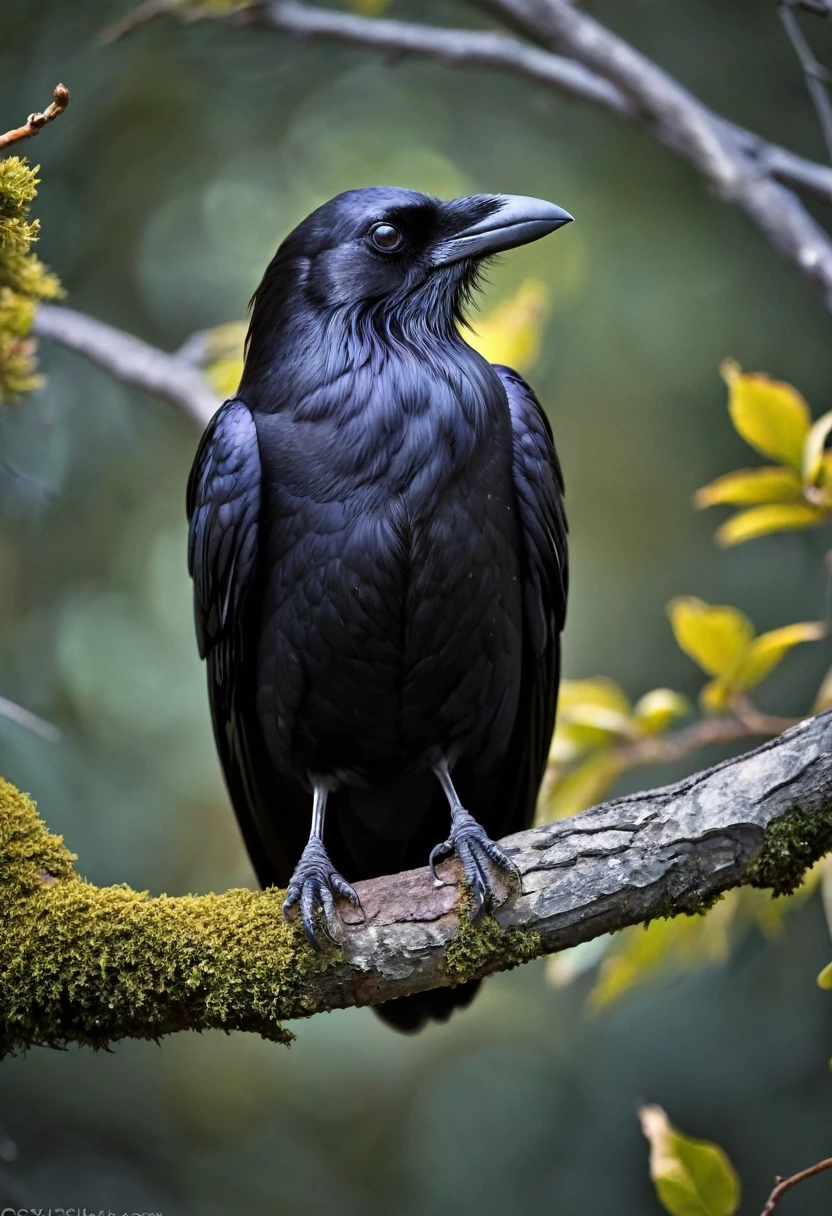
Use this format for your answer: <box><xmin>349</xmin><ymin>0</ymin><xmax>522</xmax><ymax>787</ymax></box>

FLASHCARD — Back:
<box><xmin>430</xmin><ymin>809</ymin><xmax>521</xmax><ymax>918</ymax></box>
<box><xmin>282</xmin><ymin>838</ymin><xmax>360</xmax><ymax>950</ymax></box>
<box><xmin>429</xmin><ymin>839</ymin><xmax>455</xmax><ymax>886</ymax></box>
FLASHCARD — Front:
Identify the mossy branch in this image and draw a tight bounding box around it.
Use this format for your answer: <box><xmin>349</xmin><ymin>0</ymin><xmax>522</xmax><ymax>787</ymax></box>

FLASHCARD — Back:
<box><xmin>1</xmin><ymin>711</ymin><xmax>831</xmax><ymax>1055</ymax></box>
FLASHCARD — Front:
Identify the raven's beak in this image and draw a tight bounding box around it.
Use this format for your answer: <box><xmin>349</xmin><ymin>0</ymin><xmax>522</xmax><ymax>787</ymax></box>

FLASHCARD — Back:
<box><xmin>433</xmin><ymin>194</ymin><xmax>574</xmax><ymax>266</ymax></box>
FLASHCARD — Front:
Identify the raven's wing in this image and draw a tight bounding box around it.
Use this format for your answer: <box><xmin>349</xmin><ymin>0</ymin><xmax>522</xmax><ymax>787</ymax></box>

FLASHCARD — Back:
<box><xmin>187</xmin><ymin>398</ymin><xmax>306</xmax><ymax>887</ymax></box>
<box><xmin>187</xmin><ymin>398</ymin><xmax>261</xmax><ymax>662</ymax></box>
<box><xmin>494</xmin><ymin>363</ymin><xmax>568</xmax><ymax>827</ymax></box>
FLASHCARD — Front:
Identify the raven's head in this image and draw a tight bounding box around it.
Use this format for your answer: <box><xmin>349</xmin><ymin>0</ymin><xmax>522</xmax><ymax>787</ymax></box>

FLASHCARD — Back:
<box><xmin>246</xmin><ymin>187</ymin><xmax>573</xmax><ymax>360</ymax></box>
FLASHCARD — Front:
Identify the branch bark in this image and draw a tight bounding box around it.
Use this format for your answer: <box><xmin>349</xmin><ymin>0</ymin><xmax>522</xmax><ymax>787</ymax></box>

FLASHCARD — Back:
<box><xmin>32</xmin><ymin>303</ymin><xmax>221</xmax><ymax>428</ymax></box>
<box><xmin>2</xmin><ymin>711</ymin><xmax>830</xmax><ymax>1054</ymax></box>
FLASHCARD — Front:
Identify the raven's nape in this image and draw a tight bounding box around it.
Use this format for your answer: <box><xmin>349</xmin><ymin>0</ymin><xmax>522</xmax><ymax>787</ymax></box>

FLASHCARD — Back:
<box><xmin>374</xmin><ymin>980</ymin><xmax>481</xmax><ymax>1032</ymax></box>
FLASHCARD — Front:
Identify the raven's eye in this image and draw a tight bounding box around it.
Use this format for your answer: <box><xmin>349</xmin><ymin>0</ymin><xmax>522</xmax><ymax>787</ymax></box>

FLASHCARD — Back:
<box><xmin>370</xmin><ymin>223</ymin><xmax>404</xmax><ymax>252</ymax></box>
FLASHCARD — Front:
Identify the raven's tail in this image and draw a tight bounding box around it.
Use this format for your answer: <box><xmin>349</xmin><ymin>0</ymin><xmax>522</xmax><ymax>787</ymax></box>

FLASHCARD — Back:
<box><xmin>374</xmin><ymin>980</ymin><xmax>481</xmax><ymax>1033</ymax></box>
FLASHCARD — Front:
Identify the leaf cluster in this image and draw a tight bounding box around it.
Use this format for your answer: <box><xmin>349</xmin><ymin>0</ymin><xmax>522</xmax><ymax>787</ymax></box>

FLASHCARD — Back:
<box><xmin>695</xmin><ymin>361</ymin><xmax>832</xmax><ymax>544</ymax></box>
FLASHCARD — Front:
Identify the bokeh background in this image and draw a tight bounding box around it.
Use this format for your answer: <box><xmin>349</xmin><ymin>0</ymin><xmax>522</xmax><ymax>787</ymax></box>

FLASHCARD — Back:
<box><xmin>2</xmin><ymin>1</ymin><xmax>832</xmax><ymax>1212</ymax></box>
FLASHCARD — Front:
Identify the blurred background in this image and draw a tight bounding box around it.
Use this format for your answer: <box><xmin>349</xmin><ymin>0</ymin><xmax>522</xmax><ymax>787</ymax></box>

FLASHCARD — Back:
<box><xmin>1</xmin><ymin>1</ymin><xmax>832</xmax><ymax>1212</ymax></box>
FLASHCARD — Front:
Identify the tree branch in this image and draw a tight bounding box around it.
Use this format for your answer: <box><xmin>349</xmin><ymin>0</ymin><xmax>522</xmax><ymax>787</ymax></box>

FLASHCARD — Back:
<box><xmin>0</xmin><ymin>84</ymin><xmax>70</xmax><ymax>151</ymax></box>
<box><xmin>32</xmin><ymin>303</ymin><xmax>221</xmax><ymax>428</ymax></box>
<box><xmin>2</xmin><ymin>711</ymin><xmax>830</xmax><ymax>1054</ymax></box>
<box><xmin>494</xmin><ymin>0</ymin><xmax>832</xmax><ymax>306</ymax></box>
<box><xmin>101</xmin><ymin>1</ymin><xmax>832</xmax><ymax>303</ymax></box>
<box><xmin>762</xmin><ymin>1156</ymin><xmax>832</xmax><ymax>1214</ymax></box>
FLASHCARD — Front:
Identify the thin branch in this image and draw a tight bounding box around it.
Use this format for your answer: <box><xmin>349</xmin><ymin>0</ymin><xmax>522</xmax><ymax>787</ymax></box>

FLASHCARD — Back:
<box><xmin>32</xmin><ymin>303</ymin><xmax>221</xmax><ymax>428</ymax></box>
<box><xmin>780</xmin><ymin>1</ymin><xmax>832</xmax><ymax>163</ymax></box>
<box><xmin>0</xmin><ymin>696</ymin><xmax>60</xmax><ymax>743</ymax></box>
<box><xmin>761</xmin><ymin>1156</ymin><xmax>832</xmax><ymax>1214</ymax></box>
<box><xmin>102</xmin><ymin>0</ymin><xmax>634</xmax><ymax>116</ymax></box>
<box><xmin>101</xmin><ymin>2</ymin><xmax>832</xmax><ymax>206</ymax></box>
<box><xmin>104</xmin><ymin>0</ymin><xmax>832</xmax><ymax>307</ymax></box>
<box><xmin>0</xmin><ymin>84</ymin><xmax>70</xmax><ymax>151</ymax></box>
<box><xmin>492</xmin><ymin>0</ymin><xmax>832</xmax><ymax>307</ymax></box>
<box><xmin>1</xmin><ymin>712</ymin><xmax>830</xmax><ymax>1052</ymax></box>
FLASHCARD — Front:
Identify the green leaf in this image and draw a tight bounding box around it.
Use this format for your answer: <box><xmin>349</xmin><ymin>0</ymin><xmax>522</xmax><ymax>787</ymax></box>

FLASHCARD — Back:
<box><xmin>733</xmin><ymin>622</ymin><xmax>825</xmax><ymax>690</ymax></box>
<box><xmin>723</xmin><ymin>365</ymin><xmax>811</xmax><ymax>471</ymax></box>
<box><xmin>694</xmin><ymin>466</ymin><xmax>803</xmax><ymax>509</ymax></box>
<box><xmin>639</xmin><ymin>1105</ymin><xmax>741</xmax><ymax>1216</ymax></box>
<box><xmin>714</xmin><ymin>502</ymin><xmax>828</xmax><ymax>547</ymax></box>
<box><xmin>667</xmin><ymin>598</ymin><xmax>753</xmax><ymax>679</ymax></box>
<box><xmin>633</xmin><ymin>688</ymin><xmax>691</xmax><ymax>735</ymax></box>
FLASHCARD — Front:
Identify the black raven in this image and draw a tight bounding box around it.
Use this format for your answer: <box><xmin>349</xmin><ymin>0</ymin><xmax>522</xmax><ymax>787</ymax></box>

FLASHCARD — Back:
<box><xmin>187</xmin><ymin>188</ymin><xmax>570</xmax><ymax>1031</ymax></box>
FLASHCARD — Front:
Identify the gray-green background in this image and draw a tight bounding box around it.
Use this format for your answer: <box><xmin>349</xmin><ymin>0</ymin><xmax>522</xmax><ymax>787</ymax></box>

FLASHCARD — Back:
<box><xmin>1</xmin><ymin>1</ymin><xmax>831</xmax><ymax>1212</ymax></box>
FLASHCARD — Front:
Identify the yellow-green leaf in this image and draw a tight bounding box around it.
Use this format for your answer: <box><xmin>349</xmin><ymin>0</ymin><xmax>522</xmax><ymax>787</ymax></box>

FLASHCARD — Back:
<box><xmin>818</xmin><ymin>961</ymin><xmax>832</xmax><ymax>989</ymax></box>
<box><xmin>639</xmin><ymin>1105</ymin><xmax>741</xmax><ymax>1216</ymax></box>
<box><xmin>694</xmin><ymin>466</ymin><xmax>803</xmax><ymax>509</ymax></box>
<box><xmin>734</xmin><ymin>621</ymin><xmax>825</xmax><ymax>690</ymax></box>
<box><xmin>544</xmin><ymin>749</ymin><xmax>625</xmax><ymax>820</ymax></box>
<box><xmin>558</xmin><ymin>677</ymin><xmax>632</xmax><ymax>716</ymax></box>
<box><xmin>465</xmin><ymin>279</ymin><xmax>551</xmax><ymax>372</ymax></box>
<box><xmin>206</xmin><ymin>353</ymin><xmax>244</xmax><ymax>399</ymax></box>
<box><xmin>714</xmin><ymin>502</ymin><xmax>828</xmax><ymax>546</ymax></box>
<box><xmin>813</xmin><ymin>664</ymin><xmax>832</xmax><ymax>713</ymax></box>
<box><xmin>633</xmin><ymin>688</ymin><xmax>692</xmax><ymax>735</ymax></box>
<box><xmin>667</xmin><ymin>598</ymin><xmax>754</xmax><ymax>679</ymax></box>
<box><xmin>803</xmin><ymin>410</ymin><xmax>832</xmax><ymax>486</ymax></box>
<box><xmin>591</xmin><ymin>900</ymin><xmax>737</xmax><ymax>1009</ymax></box>
<box><xmin>203</xmin><ymin>320</ymin><xmax>246</xmax><ymax>397</ymax></box>
<box><xmin>699</xmin><ymin>679</ymin><xmax>734</xmax><ymax>713</ymax></box>
<box><xmin>725</xmin><ymin>368</ymin><xmax>811</xmax><ymax>471</ymax></box>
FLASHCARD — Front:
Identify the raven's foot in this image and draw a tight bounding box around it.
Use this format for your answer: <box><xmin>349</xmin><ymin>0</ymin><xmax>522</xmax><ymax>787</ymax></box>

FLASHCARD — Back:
<box><xmin>428</xmin><ymin>809</ymin><xmax>521</xmax><ymax>922</ymax></box>
<box><xmin>282</xmin><ymin>837</ymin><xmax>362</xmax><ymax>950</ymax></box>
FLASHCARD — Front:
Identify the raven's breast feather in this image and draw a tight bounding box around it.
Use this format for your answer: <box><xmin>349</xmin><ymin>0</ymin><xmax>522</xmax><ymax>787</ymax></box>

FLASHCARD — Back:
<box><xmin>254</xmin><ymin>477</ymin><xmax>524</xmax><ymax>777</ymax></box>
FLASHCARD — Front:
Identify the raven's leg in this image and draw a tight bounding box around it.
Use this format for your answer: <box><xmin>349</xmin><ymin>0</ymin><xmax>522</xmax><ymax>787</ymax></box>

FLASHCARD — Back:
<box><xmin>429</xmin><ymin>761</ymin><xmax>521</xmax><ymax>921</ymax></box>
<box><xmin>282</xmin><ymin>781</ymin><xmax>362</xmax><ymax>950</ymax></box>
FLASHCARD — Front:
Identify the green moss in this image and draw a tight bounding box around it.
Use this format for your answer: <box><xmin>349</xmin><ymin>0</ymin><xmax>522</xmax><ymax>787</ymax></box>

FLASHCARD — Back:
<box><xmin>0</xmin><ymin>156</ymin><xmax>62</xmax><ymax>401</ymax></box>
<box><xmin>751</xmin><ymin>804</ymin><xmax>832</xmax><ymax>897</ymax></box>
<box><xmin>444</xmin><ymin>894</ymin><xmax>542</xmax><ymax>985</ymax></box>
<box><xmin>0</xmin><ymin>779</ymin><xmax>346</xmax><ymax>1056</ymax></box>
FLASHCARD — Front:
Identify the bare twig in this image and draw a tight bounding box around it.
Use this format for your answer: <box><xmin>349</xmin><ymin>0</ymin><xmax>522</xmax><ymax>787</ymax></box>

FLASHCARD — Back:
<box><xmin>0</xmin><ymin>696</ymin><xmax>60</xmax><ymax>743</ymax></box>
<box><xmin>32</xmin><ymin>304</ymin><xmax>221</xmax><ymax>428</ymax></box>
<box><xmin>761</xmin><ymin>1156</ymin><xmax>832</xmax><ymax>1214</ymax></box>
<box><xmin>0</xmin><ymin>84</ymin><xmax>70</xmax><ymax>151</ymax></box>
<box><xmin>780</xmin><ymin>1</ymin><xmax>832</xmax><ymax>163</ymax></box>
